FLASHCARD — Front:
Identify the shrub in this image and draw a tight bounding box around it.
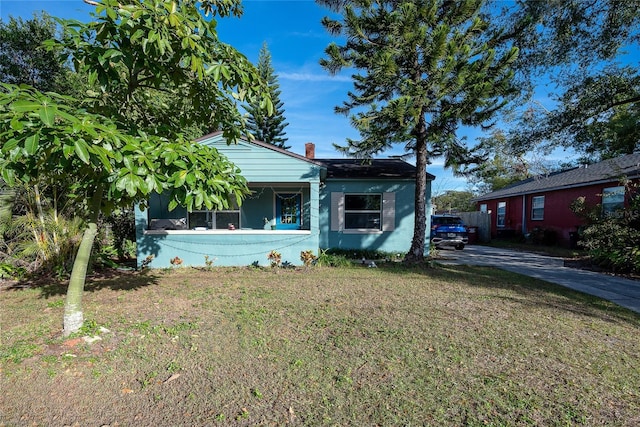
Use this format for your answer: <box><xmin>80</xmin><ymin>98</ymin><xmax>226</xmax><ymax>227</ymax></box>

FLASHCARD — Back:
<box><xmin>300</xmin><ymin>250</ymin><xmax>317</xmax><ymax>266</ymax></box>
<box><xmin>316</xmin><ymin>250</ymin><xmax>352</xmax><ymax>267</ymax></box>
<box><xmin>105</xmin><ymin>209</ymin><xmax>136</xmax><ymax>259</ymax></box>
<box><xmin>580</xmin><ymin>220</ymin><xmax>640</xmax><ymax>273</ymax></box>
<box><xmin>267</xmin><ymin>250</ymin><xmax>282</xmax><ymax>268</ymax></box>
<box><xmin>571</xmin><ymin>181</ymin><xmax>640</xmax><ymax>274</ymax></box>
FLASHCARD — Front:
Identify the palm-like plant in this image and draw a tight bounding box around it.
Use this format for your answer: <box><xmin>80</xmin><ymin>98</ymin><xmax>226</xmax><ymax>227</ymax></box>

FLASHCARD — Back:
<box><xmin>2</xmin><ymin>184</ymin><xmax>84</xmax><ymax>275</ymax></box>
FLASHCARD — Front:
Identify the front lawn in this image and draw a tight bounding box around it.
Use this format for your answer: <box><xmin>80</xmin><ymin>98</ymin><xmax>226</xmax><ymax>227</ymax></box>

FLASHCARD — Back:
<box><xmin>1</xmin><ymin>264</ymin><xmax>639</xmax><ymax>426</ymax></box>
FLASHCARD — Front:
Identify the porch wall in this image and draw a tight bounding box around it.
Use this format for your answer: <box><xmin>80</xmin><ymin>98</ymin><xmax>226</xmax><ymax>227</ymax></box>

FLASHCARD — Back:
<box><xmin>136</xmin><ymin>227</ymin><xmax>318</xmax><ymax>268</ymax></box>
<box><xmin>136</xmin><ymin>133</ymin><xmax>322</xmax><ymax>267</ymax></box>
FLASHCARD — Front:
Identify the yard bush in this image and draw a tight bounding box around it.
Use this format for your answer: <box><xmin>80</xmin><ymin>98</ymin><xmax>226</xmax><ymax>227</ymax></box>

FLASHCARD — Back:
<box><xmin>580</xmin><ymin>219</ymin><xmax>640</xmax><ymax>273</ymax></box>
<box><xmin>571</xmin><ymin>181</ymin><xmax>640</xmax><ymax>274</ymax></box>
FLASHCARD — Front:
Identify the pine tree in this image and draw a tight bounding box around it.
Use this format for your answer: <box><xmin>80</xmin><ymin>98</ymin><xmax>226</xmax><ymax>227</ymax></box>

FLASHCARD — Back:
<box><xmin>246</xmin><ymin>42</ymin><xmax>290</xmax><ymax>149</ymax></box>
<box><xmin>318</xmin><ymin>0</ymin><xmax>519</xmax><ymax>262</ymax></box>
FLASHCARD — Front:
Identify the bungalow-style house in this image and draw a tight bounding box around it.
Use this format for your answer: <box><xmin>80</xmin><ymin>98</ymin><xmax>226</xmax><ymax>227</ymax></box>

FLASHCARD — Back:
<box><xmin>474</xmin><ymin>153</ymin><xmax>640</xmax><ymax>246</ymax></box>
<box><xmin>135</xmin><ymin>132</ymin><xmax>434</xmax><ymax>267</ymax></box>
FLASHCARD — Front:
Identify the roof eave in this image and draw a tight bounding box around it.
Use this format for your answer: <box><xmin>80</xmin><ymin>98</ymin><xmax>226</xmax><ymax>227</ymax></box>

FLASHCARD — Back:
<box><xmin>474</xmin><ymin>172</ymin><xmax>640</xmax><ymax>201</ymax></box>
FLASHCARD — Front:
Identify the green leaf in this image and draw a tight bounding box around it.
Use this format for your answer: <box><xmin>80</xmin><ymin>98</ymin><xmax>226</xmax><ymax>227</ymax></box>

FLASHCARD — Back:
<box><xmin>172</xmin><ymin>170</ymin><xmax>188</xmax><ymax>187</ymax></box>
<box><xmin>106</xmin><ymin>6</ymin><xmax>117</xmax><ymax>20</ymax></box>
<box><xmin>11</xmin><ymin>100</ymin><xmax>40</xmax><ymax>113</ymax></box>
<box><xmin>62</xmin><ymin>144</ymin><xmax>75</xmax><ymax>159</ymax></box>
<box><xmin>9</xmin><ymin>118</ymin><xmax>24</xmax><ymax>131</ymax></box>
<box><xmin>115</xmin><ymin>174</ymin><xmax>130</xmax><ymax>192</ymax></box>
<box><xmin>125</xmin><ymin>173</ymin><xmax>139</xmax><ymax>196</ymax></box>
<box><xmin>39</xmin><ymin>105</ymin><xmax>56</xmax><ymax>126</ymax></box>
<box><xmin>195</xmin><ymin>191</ymin><xmax>204</xmax><ymax>208</ymax></box>
<box><xmin>24</xmin><ymin>134</ymin><xmax>40</xmax><ymax>155</ymax></box>
<box><xmin>2</xmin><ymin>138</ymin><xmax>19</xmax><ymax>153</ymax></box>
<box><xmin>130</xmin><ymin>29</ymin><xmax>145</xmax><ymax>43</ymax></box>
<box><xmin>1</xmin><ymin>167</ymin><xmax>15</xmax><ymax>186</ymax></box>
<box><xmin>74</xmin><ymin>139</ymin><xmax>91</xmax><ymax>164</ymax></box>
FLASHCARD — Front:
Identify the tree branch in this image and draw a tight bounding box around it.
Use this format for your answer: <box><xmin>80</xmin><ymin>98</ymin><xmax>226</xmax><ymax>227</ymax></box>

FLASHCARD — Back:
<box><xmin>607</xmin><ymin>95</ymin><xmax>640</xmax><ymax>110</ymax></box>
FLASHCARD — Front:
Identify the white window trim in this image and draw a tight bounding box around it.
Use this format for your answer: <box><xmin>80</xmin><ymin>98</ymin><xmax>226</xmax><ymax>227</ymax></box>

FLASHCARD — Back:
<box><xmin>602</xmin><ymin>186</ymin><xmax>625</xmax><ymax>216</ymax></box>
<box><xmin>497</xmin><ymin>201</ymin><xmax>506</xmax><ymax>228</ymax></box>
<box><xmin>531</xmin><ymin>195</ymin><xmax>544</xmax><ymax>221</ymax></box>
<box><xmin>331</xmin><ymin>192</ymin><xmax>395</xmax><ymax>233</ymax></box>
<box><xmin>344</xmin><ymin>193</ymin><xmax>382</xmax><ymax>231</ymax></box>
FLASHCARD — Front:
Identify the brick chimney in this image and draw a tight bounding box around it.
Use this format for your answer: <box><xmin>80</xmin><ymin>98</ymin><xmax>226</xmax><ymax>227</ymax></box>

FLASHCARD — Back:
<box><xmin>305</xmin><ymin>142</ymin><xmax>315</xmax><ymax>159</ymax></box>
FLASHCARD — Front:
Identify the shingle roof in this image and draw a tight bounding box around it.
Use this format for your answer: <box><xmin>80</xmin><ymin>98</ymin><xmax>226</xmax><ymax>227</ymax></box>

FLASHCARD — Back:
<box><xmin>475</xmin><ymin>153</ymin><xmax>640</xmax><ymax>201</ymax></box>
<box><xmin>315</xmin><ymin>158</ymin><xmax>436</xmax><ymax>180</ymax></box>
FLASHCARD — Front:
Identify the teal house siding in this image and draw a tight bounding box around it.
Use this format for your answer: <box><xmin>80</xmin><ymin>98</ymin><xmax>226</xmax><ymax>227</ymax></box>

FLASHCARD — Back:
<box><xmin>135</xmin><ymin>134</ymin><xmax>434</xmax><ymax>267</ymax></box>
<box><xmin>136</xmin><ymin>133</ymin><xmax>321</xmax><ymax>268</ymax></box>
<box><xmin>319</xmin><ymin>178</ymin><xmax>432</xmax><ymax>255</ymax></box>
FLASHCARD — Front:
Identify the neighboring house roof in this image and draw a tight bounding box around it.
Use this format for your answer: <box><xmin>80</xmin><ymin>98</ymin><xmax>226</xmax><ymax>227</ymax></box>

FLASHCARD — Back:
<box><xmin>475</xmin><ymin>153</ymin><xmax>640</xmax><ymax>201</ymax></box>
<box><xmin>315</xmin><ymin>159</ymin><xmax>436</xmax><ymax>180</ymax></box>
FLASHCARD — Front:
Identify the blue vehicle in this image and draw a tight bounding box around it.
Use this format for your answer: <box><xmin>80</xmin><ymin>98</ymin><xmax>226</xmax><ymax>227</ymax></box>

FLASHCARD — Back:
<box><xmin>430</xmin><ymin>215</ymin><xmax>468</xmax><ymax>250</ymax></box>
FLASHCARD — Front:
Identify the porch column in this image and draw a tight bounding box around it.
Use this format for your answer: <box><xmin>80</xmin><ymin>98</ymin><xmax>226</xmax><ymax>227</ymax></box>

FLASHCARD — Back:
<box><xmin>310</xmin><ymin>180</ymin><xmax>320</xmax><ymax>239</ymax></box>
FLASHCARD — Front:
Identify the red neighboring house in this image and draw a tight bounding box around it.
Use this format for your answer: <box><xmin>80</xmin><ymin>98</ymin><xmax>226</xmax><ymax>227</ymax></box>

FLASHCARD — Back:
<box><xmin>474</xmin><ymin>153</ymin><xmax>640</xmax><ymax>247</ymax></box>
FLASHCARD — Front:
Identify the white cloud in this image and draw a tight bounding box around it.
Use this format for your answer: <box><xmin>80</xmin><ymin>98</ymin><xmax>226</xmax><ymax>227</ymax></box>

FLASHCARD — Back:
<box><xmin>279</xmin><ymin>72</ymin><xmax>352</xmax><ymax>83</ymax></box>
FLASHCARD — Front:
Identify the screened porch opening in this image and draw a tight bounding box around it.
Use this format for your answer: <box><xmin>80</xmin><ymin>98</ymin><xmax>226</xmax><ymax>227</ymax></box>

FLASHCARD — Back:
<box><xmin>146</xmin><ymin>184</ymin><xmax>311</xmax><ymax>232</ymax></box>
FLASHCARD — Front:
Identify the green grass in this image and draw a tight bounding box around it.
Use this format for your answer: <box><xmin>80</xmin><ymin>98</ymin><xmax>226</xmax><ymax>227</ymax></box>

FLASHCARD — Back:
<box><xmin>1</xmin><ymin>264</ymin><xmax>639</xmax><ymax>426</ymax></box>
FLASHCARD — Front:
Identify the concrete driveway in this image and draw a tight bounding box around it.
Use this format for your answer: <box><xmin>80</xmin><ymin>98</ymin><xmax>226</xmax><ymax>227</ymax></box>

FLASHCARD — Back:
<box><xmin>437</xmin><ymin>245</ymin><xmax>640</xmax><ymax>314</ymax></box>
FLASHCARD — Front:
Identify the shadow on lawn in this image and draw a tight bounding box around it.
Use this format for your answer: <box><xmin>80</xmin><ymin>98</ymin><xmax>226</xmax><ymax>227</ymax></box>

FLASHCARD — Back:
<box><xmin>5</xmin><ymin>268</ymin><xmax>160</xmax><ymax>299</ymax></box>
<box><xmin>377</xmin><ymin>261</ymin><xmax>640</xmax><ymax>325</ymax></box>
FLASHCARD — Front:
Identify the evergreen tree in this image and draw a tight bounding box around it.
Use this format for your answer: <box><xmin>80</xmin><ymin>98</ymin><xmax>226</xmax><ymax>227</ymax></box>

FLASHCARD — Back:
<box><xmin>318</xmin><ymin>0</ymin><xmax>519</xmax><ymax>262</ymax></box>
<box><xmin>246</xmin><ymin>42</ymin><xmax>290</xmax><ymax>149</ymax></box>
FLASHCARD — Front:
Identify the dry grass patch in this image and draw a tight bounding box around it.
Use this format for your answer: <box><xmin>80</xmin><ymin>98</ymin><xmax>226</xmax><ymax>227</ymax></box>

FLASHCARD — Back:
<box><xmin>1</xmin><ymin>264</ymin><xmax>639</xmax><ymax>426</ymax></box>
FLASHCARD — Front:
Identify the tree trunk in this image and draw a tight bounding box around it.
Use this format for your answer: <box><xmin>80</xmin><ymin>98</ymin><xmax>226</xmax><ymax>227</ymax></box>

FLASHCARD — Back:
<box><xmin>63</xmin><ymin>188</ymin><xmax>102</xmax><ymax>336</ymax></box>
<box><xmin>405</xmin><ymin>120</ymin><xmax>429</xmax><ymax>263</ymax></box>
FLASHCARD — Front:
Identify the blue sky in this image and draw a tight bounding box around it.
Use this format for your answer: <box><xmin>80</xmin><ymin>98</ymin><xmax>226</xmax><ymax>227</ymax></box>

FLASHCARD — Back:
<box><xmin>0</xmin><ymin>0</ymin><xmax>541</xmax><ymax>194</ymax></box>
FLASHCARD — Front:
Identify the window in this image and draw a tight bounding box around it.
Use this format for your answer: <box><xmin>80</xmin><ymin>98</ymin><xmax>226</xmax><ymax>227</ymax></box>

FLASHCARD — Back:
<box><xmin>531</xmin><ymin>196</ymin><xmax>544</xmax><ymax>220</ymax></box>
<box><xmin>602</xmin><ymin>186</ymin><xmax>625</xmax><ymax>216</ymax></box>
<box><xmin>480</xmin><ymin>204</ymin><xmax>488</xmax><ymax>213</ymax></box>
<box><xmin>188</xmin><ymin>198</ymin><xmax>240</xmax><ymax>230</ymax></box>
<box><xmin>344</xmin><ymin>194</ymin><xmax>382</xmax><ymax>230</ymax></box>
<box><xmin>497</xmin><ymin>201</ymin><xmax>506</xmax><ymax>227</ymax></box>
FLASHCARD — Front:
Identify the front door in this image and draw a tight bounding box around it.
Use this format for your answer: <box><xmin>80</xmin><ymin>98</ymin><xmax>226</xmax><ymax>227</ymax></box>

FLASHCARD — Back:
<box><xmin>276</xmin><ymin>193</ymin><xmax>301</xmax><ymax>230</ymax></box>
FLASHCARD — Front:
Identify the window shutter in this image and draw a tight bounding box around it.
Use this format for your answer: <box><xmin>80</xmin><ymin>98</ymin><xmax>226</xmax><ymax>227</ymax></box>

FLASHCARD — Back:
<box><xmin>382</xmin><ymin>192</ymin><xmax>395</xmax><ymax>231</ymax></box>
<box><xmin>330</xmin><ymin>192</ymin><xmax>344</xmax><ymax>231</ymax></box>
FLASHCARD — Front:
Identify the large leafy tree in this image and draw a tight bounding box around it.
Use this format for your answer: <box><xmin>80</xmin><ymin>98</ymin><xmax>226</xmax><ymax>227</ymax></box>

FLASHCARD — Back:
<box><xmin>432</xmin><ymin>190</ymin><xmax>475</xmax><ymax>214</ymax></box>
<box><xmin>459</xmin><ymin>130</ymin><xmax>541</xmax><ymax>193</ymax></box>
<box><xmin>59</xmin><ymin>0</ymin><xmax>270</xmax><ymax>141</ymax></box>
<box><xmin>0</xmin><ymin>12</ymin><xmax>79</xmax><ymax>95</ymax></box>
<box><xmin>0</xmin><ymin>13</ymin><xmax>87</xmax><ymax>275</ymax></box>
<box><xmin>245</xmin><ymin>42</ymin><xmax>290</xmax><ymax>149</ymax></box>
<box><xmin>503</xmin><ymin>0</ymin><xmax>640</xmax><ymax>72</ymax></box>
<box><xmin>507</xmin><ymin>67</ymin><xmax>640</xmax><ymax>163</ymax></box>
<box><xmin>317</xmin><ymin>0</ymin><xmax>519</xmax><ymax>262</ymax></box>
<box><xmin>496</xmin><ymin>0</ymin><xmax>640</xmax><ymax>161</ymax></box>
<box><xmin>0</xmin><ymin>0</ymin><xmax>271</xmax><ymax>335</ymax></box>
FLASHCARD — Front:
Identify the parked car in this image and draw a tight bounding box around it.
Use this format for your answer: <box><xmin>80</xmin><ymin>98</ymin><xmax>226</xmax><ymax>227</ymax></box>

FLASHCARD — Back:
<box><xmin>430</xmin><ymin>215</ymin><xmax>468</xmax><ymax>250</ymax></box>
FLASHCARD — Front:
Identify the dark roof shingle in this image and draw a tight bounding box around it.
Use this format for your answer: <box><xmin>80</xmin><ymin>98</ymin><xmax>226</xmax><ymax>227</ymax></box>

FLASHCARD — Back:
<box><xmin>315</xmin><ymin>158</ymin><xmax>435</xmax><ymax>180</ymax></box>
<box><xmin>475</xmin><ymin>153</ymin><xmax>640</xmax><ymax>201</ymax></box>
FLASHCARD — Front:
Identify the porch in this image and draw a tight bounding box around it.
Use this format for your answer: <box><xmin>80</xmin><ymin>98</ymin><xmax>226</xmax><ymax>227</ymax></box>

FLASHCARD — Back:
<box><xmin>136</xmin><ymin>183</ymin><xmax>320</xmax><ymax>268</ymax></box>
